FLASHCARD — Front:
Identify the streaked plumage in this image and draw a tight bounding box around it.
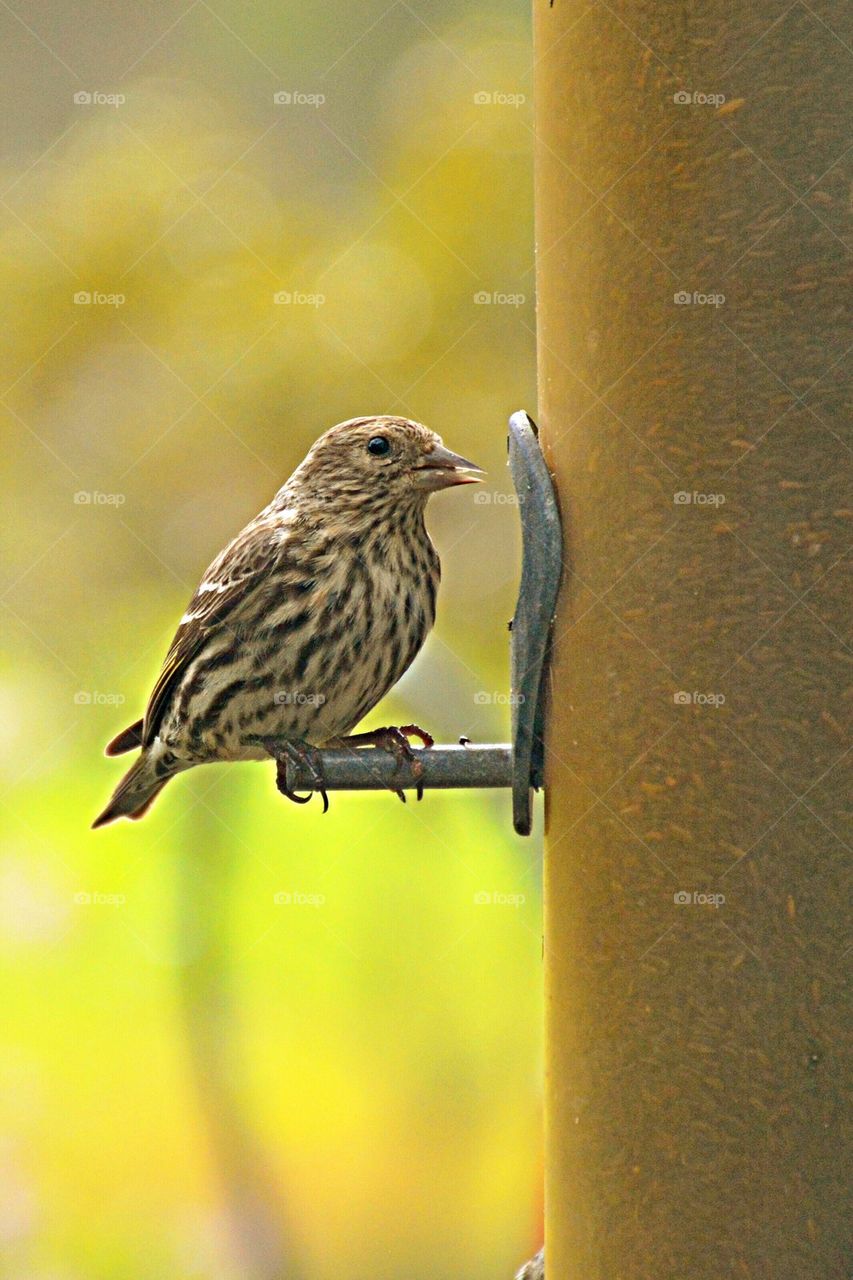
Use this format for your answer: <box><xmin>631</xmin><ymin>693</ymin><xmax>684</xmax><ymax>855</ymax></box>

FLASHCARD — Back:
<box><xmin>93</xmin><ymin>416</ymin><xmax>480</xmax><ymax>827</ymax></box>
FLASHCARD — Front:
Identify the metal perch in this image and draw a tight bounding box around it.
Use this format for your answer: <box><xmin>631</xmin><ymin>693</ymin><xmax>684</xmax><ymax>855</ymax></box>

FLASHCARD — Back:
<box><xmin>277</xmin><ymin>743</ymin><xmax>513</xmax><ymax>792</ymax></box>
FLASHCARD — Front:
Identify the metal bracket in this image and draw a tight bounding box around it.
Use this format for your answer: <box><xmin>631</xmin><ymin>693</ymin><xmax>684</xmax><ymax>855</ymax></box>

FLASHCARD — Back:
<box><xmin>507</xmin><ymin>410</ymin><xmax>563</xmax><ymax>832</ymax></box>
<box><xmin>266</xmin><ymin>410</ymin><xmax>563</xmax><ymax>835</ymax></box>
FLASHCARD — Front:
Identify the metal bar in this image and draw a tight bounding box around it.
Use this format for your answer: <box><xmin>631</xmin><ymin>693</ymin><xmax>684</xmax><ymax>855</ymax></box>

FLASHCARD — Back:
<box><xmin>507</xmin><ymin>410</ymin><xmax>563</xmax><ymax>834</ymax></box>
<box><xmin>269</xmin><ymin>743</ymin><xmax>513</xmax><ymax>793</ymax></box>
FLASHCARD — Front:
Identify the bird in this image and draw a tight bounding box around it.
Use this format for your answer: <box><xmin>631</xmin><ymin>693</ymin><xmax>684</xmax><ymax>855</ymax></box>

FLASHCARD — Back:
<box><xmin>93</xmin><ymin>415</ymin><xmax>482</xmax><ymax>828</ymax></box>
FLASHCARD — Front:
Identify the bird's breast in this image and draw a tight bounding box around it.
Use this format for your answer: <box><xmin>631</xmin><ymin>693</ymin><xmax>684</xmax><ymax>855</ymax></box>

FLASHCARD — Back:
<box><xmin>163</xmin><ymin>522</ymin><xmax>440</xmax><ymax>760</ymax></box>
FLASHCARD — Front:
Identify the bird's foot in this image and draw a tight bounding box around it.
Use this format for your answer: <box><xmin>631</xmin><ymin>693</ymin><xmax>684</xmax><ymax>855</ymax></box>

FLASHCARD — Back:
<box><xmin>260</xmin><ymin>737</ymin><xmax>329</xmax><ymax>813</ymax></box>
<box><xmin>332</xmin><ymin>724</ymin><xmax>433</xmax><ymax>802</ymax></box>
<box><xmin>398</xmin><ymin>724</ymin><xmax>434</xmax><ymax>800</ymax></box>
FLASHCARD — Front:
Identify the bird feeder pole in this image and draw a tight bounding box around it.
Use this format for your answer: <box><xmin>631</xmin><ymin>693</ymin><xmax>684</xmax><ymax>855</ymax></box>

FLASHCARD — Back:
<box><xmin>534</xmin><ymin>1</ymin><xmax>849</xmax><ymax>1276</ymax></box>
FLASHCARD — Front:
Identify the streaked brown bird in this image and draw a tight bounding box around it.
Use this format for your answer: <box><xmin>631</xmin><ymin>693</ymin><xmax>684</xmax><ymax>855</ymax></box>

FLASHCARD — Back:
<box><xmin>93</xmin><ymin>415</ymin><xmax>481</xmax><ymax>827</ymax></box>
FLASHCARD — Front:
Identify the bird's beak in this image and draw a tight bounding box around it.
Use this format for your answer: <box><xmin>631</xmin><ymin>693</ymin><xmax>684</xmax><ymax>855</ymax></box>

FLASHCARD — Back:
<box><xmin>413</xmin><ymin>443</ymin><xmax>484</xmax><ymax>491</ymax></box>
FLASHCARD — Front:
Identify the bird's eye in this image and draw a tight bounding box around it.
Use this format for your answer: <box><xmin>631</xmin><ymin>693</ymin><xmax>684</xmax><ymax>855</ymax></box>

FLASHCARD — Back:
<box><xmin>367</xmin><ymin>436</ymin><xmax>390</xmax><ymax>457</ymax></box>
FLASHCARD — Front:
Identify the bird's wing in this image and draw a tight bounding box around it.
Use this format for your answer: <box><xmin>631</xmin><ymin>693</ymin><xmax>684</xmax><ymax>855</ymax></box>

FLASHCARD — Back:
<box><xmin>142</xmin><ymin>518</ymin><xmax>284</xmax><ymax>746</ymax></box>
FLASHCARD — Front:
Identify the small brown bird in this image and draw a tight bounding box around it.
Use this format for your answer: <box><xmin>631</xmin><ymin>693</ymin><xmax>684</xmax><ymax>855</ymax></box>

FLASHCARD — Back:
<box><xmin>93</xmin><ymin>415</ymin><xmax>481</xmax><ymax>827</ymax></box>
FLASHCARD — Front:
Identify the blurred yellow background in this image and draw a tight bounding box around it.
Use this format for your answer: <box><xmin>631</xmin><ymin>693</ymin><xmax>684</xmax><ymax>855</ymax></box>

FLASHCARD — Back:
<box><xmin>1</xmin><ymin>2</ymin><xmax>540</xmax><ymax>1276</ymax></box>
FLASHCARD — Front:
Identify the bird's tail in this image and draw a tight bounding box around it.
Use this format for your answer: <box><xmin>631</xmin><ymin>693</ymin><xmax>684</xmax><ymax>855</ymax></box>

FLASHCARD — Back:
<box><xmin>92</xmin><ymin>751</ymin><xmax>173</xmax><ymax>828</ymax></box>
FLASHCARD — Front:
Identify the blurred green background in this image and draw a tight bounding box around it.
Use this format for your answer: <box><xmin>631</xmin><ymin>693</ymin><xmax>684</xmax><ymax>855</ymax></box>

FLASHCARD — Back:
<box><xmin>0</xmin><ymin>2</ymin><xmax>540</xmax><ymax>1276</ymax></box>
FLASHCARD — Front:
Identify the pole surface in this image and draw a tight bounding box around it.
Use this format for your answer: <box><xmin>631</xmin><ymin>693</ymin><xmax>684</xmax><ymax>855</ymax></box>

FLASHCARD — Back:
<box><xmin>534</xmin><ymin>2</ymin><xmax>850</xmax><ymax>1276</ymax></box>
<box><xmin>261</xmin><ymin>743</ymin><xmax>513</xmax><ymax>791</ymax></box>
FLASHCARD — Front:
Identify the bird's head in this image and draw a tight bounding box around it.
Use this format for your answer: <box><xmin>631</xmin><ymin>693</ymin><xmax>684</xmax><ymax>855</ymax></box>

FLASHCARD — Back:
<box><xmin>293</xmin><ymin>416</ymin><xmax>483</xmax><ymax>511</ymax></box>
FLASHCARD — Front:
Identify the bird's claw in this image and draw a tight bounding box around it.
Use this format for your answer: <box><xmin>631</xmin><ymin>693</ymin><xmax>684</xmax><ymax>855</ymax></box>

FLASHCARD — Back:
<box><xmin>334</xmin><ymin>723</ymin><xmax>433</xmax><ymax>802</ymax></box>
<box><xmin>370</xmin><ymin>725</ymin><xmax>432</xmax><ymax>801</ymax></box>
<box><xmin>261</xmin><ymin>737</ymin><xmax>330</xmax><ymax>813</ymax></box>
<box><xmin>400</xmin><ymin>724</ymin><xmax>434</xmax><ymax>800</ymax></box>
<box><xmin>258</xmin><ymin>724</ymin><xmax>434</xmax><ymax>808</ymax></box>
<box><xmin>397</xmin><ymin>723</ymin><xmax>435</xmax><ymax>751</ymax></box>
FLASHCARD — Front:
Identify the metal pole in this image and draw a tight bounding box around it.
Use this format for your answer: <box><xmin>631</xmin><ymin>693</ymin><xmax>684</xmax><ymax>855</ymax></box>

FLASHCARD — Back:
<box><xmin>535</xmin><ymin>2</ymin><xmax>849</xmax><ymax>1276</ymax></box>
<box><xmin>275</xmin><ymin>744</ymin><xmax>513</xmax><ymax>792</ymax></box>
